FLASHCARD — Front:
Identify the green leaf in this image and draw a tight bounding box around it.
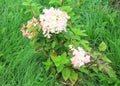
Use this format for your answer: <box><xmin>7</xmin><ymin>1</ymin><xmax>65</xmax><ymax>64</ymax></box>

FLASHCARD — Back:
<box><xmin>62</xmin><ymin>68</ymin><xmax>71</xmax><ymax>81</ymax></box>
<box><xmin>22</xmin><ymin>2</ymin><xmax>30</xmax><ymax>6</ymax></box>
<box><xmin>99</xmin><ymin>64</ymin><xmax>104</xmax><ymax>71</ymax></box>
<box><xmin>52</xmin><ymin>41</ymin><xmax>56</xmax><ymax>48</ymax></box>
<box><xmin>0</xmin><ymin>53</ymin><xmax>4</xmax><ymax>57</ymax></box>
<box><xmin>52</xmin><ymin>56</ymin><xmax>61</xmax><ymax>67</ymax></box>
<box><xmin>80</xmin><ymin>40</ymin><xmax>91</xmax><ymax>51</ymax></box>
<box><xmin>79</xmin><ymin>30</ymin><xmax>88</xmax><ymax>36</ymax></box>
<box><xmin>71</xmin><ymin>28</ymin><xmax>80</xmax><ymax>35</ymax></box>
<box><xmin>69</xmin><ymin>70</ymin><xmax>78</xmax><ymax>84</ymax></box>
<box><xmin>79</xmin><ymin>68</ymin><xmax>90</xmax><ymax>74</ymax></box>
<box><xmin>64</xmin><ymin>31</ymin><xmax>74</xmax><ymax>40</ymax></box>
<box><xmin>91</xmin><ymin>51</ymin><xmax>101</xmax><ymax>59</ymax></box>
<box><xmin>102</xmin><ymin>55</ymin><xmax>111</xmax><ymax>63</ymax></box>
<box><xmin>64</xmin><ymin>41</ymin><xmax>70</xmax><ymax>47</ymax></box>
<box><xmin>57</xmin><ymin>65</ymin><xmax>64</xmax><ymax>73</ymax></box>
<box><xmin>92</xmin><ymin>68</ymin><xmax>99</xmax><ymax>73</ymax></box>
<box><xmin>106</xmin><ymin>67</ymin><xmax>116</xmax><ymax>78</ymax></box>
<box><xmin>49</xmin><ymin>0</ymin><xmax>61</xmax><ymax>5</ymax></box>
<box><xmin>71</xmin><ymin>28</ymin><xmax>87</xmax><ymax>36</ymax></box>
<box><xmin>99</xmin><ymin>42</ymin><xmax>107</xmax><ymax>51</ymax></box>
<box><xmin>43</xmin><ymin>59</ymin><xmax>52</xmax><ymax>71</ymax></box>
<box><xmin>61</xmin><ymin>52</ymin><xmax>67</xmax><ymax>58</ymax></box>
<box><xmin>60</xmin><ymin>6</ymin><xmax>72</xmax><ymax>13</ymax></box>
<box><xmin>60</xmin><ymin>53</ymin><xmax>69</xmax><ymax>65</ymax></box>
<box><xmin>81</xmin><ymin>40</ymin><xmax>89</xmax><ymax>44</ymax></box>
<box><xmin>51</xmin><ymin>53</ymin><xmax>69</xmax><ymax>67</ymax></box>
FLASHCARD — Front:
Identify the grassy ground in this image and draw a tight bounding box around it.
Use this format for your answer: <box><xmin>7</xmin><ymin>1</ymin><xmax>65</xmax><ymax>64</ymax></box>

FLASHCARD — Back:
<box><xmin>0</xmin><ymin>0</ymin><xmax>120</xmax><ymax>86</ymax></box>
<box><xmin>0</xmin><ymin>0</ymin><xmax>58</xmax><ymax>86</ymax></box>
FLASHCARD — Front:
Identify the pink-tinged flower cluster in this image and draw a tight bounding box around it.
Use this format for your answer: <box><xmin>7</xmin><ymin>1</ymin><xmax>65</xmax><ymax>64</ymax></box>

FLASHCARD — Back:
<box><xmin>40</xmin><ymin>7</ymin><xmax>70</xmax><ymax>38</ymax></box>
<box><xmin>69</xmin><ymin>45</ymin><xmax>91</xmax><ymax>67</ymax></box>
<box><xmin>21</xmin><ymin>17</ymin><xmax>38</xmax><ymax>39</ymax></box>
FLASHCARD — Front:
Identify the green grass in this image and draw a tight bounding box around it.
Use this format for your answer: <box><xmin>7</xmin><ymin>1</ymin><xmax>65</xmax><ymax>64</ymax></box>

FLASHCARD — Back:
<box><xmin>78</xmin><ymin>0</ymin><xmax>120</xmax><ymax>81</ymax></box>
<box><xmin>79</xmin><ymin>0</ymin><xmax>120</xmax><ymax>77</ymax></box>
<box><xmin>0</xmin><ymin>0</ymin><xmax>59</xmax><ymax>86</ymax></box>
<box><xmin>0</xmin><ymin>0</ymin><xmax>120</xmax><ymax>86</ymax></box>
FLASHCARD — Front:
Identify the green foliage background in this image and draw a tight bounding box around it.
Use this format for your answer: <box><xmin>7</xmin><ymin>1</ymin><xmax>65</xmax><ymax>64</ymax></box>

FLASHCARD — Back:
<box><xmin>0</xmin><ymin>0</ymin><xmax>120</xmax><ymax>86</ymax></box>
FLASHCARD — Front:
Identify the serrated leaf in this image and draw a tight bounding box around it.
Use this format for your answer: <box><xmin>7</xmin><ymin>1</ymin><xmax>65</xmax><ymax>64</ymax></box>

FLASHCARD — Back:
<box><xmin>62</xmin><ymin>68</ymin><xmax>71</xmax><ymax>81</ymax></box>
<box><xmin>99</xmin><ymin>42</ymin><xmax>107</xmax><ymax>51</ymax></box>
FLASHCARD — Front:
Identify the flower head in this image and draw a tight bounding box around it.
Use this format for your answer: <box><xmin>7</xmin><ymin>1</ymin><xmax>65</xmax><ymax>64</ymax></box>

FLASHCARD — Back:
<box><xmin>69</xmin><ymin>46</ymin><xmax>91</xmax><ymax>67</ymax></box>
<box><xmin>39</xmin><ymin>7</ymin><xmax>70</xmax><ymax>38</ymax></box>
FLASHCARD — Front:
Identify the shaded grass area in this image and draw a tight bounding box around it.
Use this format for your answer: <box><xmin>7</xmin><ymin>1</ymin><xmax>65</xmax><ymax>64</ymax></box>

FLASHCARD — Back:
<box><xmin>0</xmin><ymin>0</ymin><xmax>120</xmax><ymax>86</ymax></box>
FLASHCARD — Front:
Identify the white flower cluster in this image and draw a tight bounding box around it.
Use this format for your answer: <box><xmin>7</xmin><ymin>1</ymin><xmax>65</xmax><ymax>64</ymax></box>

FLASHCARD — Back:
<box><xmin>40</xmin><ymin>7</ymin><xmax>70</xmax><ymax>38</ymax></box>
<box><xmin>69</xmin><ymin>45</ymin><xmax>91</xmax><ymax>67</ymax></box>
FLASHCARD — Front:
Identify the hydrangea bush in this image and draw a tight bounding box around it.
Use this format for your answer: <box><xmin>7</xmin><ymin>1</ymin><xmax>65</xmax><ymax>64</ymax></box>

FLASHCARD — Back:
<box><xmin>21</xmin><ymin>1</ymin><xmax>119</xmax><ymax>85</ymax></box>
